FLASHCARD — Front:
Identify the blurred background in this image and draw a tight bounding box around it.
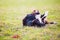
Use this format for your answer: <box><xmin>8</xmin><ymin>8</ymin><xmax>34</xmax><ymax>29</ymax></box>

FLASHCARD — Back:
<box><xmin>0</xmin><ymin>0</ymin><xmax>60</xmax><ymax>40</ymax></box>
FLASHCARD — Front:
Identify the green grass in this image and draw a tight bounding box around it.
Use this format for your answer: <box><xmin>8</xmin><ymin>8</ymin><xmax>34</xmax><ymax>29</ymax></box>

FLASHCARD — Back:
<box><xmin>0</xmin><ymin>0</ymin><xmax>60</xmax><ymax>40</ymax></box>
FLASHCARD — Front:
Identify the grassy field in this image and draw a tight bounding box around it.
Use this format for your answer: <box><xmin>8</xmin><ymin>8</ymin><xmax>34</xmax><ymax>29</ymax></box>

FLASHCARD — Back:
<box><xmin>0</xmin><ymin>0</ymin><xmax>60</xmax><ymax>40</ymax></box>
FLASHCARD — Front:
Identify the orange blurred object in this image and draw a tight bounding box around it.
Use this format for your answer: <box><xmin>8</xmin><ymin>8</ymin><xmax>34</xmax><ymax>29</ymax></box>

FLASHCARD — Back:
<box><xmin>12</xmin><ymin>34</ymin><xmax>20</xmax><ymax>38</ymax></box>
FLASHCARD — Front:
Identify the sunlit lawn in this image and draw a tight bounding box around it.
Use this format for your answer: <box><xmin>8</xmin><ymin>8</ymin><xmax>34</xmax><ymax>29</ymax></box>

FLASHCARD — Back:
<box><xmin>0</xmin><ymin>0</ymin><xmax>60</xmax><ymax>40</ymax></box>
